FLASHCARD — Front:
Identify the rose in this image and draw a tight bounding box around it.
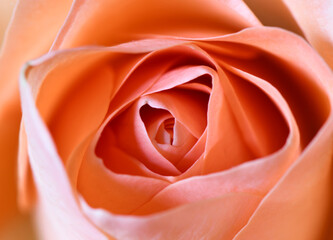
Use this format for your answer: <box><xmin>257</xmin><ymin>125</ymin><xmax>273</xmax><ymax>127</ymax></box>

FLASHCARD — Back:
<box><xmin>1</xmin><ymin>0</ymin><xmax>332</xmax><ymax>240</ymax></box>
<box><xmin>1</xmin><ymin>0</ymin><xmax>332</xmax><ymax>238</ymax></box>
<box><xmin>0</xmin><ymin>0</ymin><xmax>330</xmax><ymax>240</ymax></box>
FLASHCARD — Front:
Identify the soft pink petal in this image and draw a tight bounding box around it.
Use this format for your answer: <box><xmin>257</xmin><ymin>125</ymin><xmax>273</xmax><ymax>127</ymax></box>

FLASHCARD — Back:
<box><xmin>81</xmin><ymin>191</ymin><xmax>262</xmax><ymax>240</ymax></box>
<box><xmin>19</xmin><ymin>64</ymin><xmax>107</xmax><ymax>239</ymax></box>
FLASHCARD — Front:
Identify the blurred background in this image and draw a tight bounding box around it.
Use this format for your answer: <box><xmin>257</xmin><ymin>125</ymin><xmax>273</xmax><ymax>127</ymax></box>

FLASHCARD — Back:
<box><xmin>0</xmin><ymin>1</ymin><xmax>36</xmax><ymax>239</ymax></box>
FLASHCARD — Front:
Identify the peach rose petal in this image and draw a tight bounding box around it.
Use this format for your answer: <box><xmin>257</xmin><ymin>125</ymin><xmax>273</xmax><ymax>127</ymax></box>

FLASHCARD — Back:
<box><xmin>81</xmin><ymin>191</ymin><xmax>262</xmax><ymax>240</ymax></box>
<box><xmin>129</xmin><ymin>68</ymin><xmax>301</xmax><ymax>215</ymax></box>
<box><xmin>51</xmin><ymin>0</ymin><xmax>261</xmax><ymax>49</ymax></box>
<box><xmin>79</xmin><ymin>34</ymin><xmax>301</xmax><ymax>239</ymax></box>
<box><xmin>18</xmin><ymin>24</ymin><xmax>333</xmax><ymax>240</ymax></box>
<box><xmin>78</xmin><ymin>139</ymin><xmax>170</xmax><ymax>214</ymax></box>
<box><xmin>144</xmin><ymin>65</ymin><xmax>214</xmax><ymax>100</ymax></box>
<box><xmin>80</xmin><ymin>27</ymin><xmax>332</xmax><ymax>239</ymax></box>
<box><xmin>19</xmin><ymin>65</ymin><xmax>108</xmax><ymax>240</ymax></box>
<box><xmin>201</xmin><ymin>27</ymin><xmax>330</xmax><ymax>146</ymax></box>
<box><xmin>163</xmin><ymin>45</ymin><xmax>275</xmax><ymax>173</ymax></box>
<box><xmin>21</xmin><ymin>39</ymin><xmax>203</xmax><ymax>218</ymax></box>
<box><xmin>80</xmin><ymin>63</ymin><xmax>217</xmax><ymax>213</ymax></box>
<box><xmin>84</xmin><ymin>48</ymin><xmax>215</xmax><ymax>185</ymax></box>
<box><xmin>233</xmin><ymin>118</ymin><xmax>333</xmax><ymax>240</ymax></box>
<box><xmin>104</xmin><ymin>88</ymin><xmax>207</xmax><ymax>174</ymax></box>
<box><xmin>104</xmin><ymin>100</ymin><xmax>182</xmax><ymax>176</ymax></box>
<box><xmin>175</xmin><ymin>130</ymin><xmax>207</xmax><ymax>175</ymax></box>
<box><xmin>106</xmin><ymin>45</ymin><xmax>214</xmax><ymax>117</ymax></box>
<box><xmin>18</xmin><ymin>49</ymin><xmax>120</xmax><ymax>207</ymax></box>
<box><xmin>97</xmin><ymin>131</ymin><xmax>174</xmax><ymax>179</ymax></box>
<box><xmin>142</xmin><ymin>90</ymin><xmax>207</xmax><ymax>141</ymax></box>
<box><xmin>201</xmin><ymin>66</ymin><xmax>291</xmax><ymax>173</ymax></box>
<box><xmin>81</xmin><ymin>46</ymin><xmax>216</xmax><ymax>179</ymax></box>
<box><xmin>18</xmin><ymin>39</ymin><xmax>185</xmax><ymax>207</ymax></box>
<box><xmin>282</xmin><ymin>0</ymin><xmax>333</xmax><ymax>68</ymax></box>
<box><xmin>207</xmin><ymin>27</ymin><xmax>333</xmax><ymax>240</ymax></box>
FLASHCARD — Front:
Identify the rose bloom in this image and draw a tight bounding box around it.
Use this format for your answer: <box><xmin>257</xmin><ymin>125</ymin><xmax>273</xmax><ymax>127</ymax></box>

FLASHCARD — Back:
<box><xmin>0</xmin><ymin>0</ymin><xmax>333</xmax><ymax>239</ymax></box>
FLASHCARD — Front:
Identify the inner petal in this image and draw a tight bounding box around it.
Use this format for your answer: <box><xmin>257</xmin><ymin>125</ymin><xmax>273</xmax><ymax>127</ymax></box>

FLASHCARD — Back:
<box><xmin>90</xmin><ymin>45</ymin><xmax>214</xmax><ymax>178</ymax></box>
<box><xmin>100</xmin><ymin>101</ymin><xmax>181</xmax><ymax>176</ymax></box>
<box><xmin>142</xmin><ymin>88</ymin><xmax>208</xmax><ymax>138</ymax></box>
<box><xmin>155</xmin><ymin>117</ymin><xmax>175</xmax><ymax>145</ymax></box>
<box><xmin>140</xmin><ymin>104</ymin><xmax>198</xmax><ymax>166</ymax></box>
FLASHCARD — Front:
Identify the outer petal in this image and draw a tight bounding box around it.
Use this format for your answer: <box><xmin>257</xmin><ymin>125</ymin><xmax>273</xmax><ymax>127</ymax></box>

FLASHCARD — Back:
<box><xmin>19</xmin><ymin>63</ymin><xmax>108</xmax><ymax>240</ymax></box>
<box><xmin>233</xmin><ymin>116</ymin><xmax>333</xmax><ymax>240</ymax></box>
<box><xmin>282</xmin><ymin>0</ymin><xmax>333</xmax><ymax>69</ymax></box>
<box><xmin>206</xmin><ymin>27</ymin><xmax>331</xmax><ymax>147</ymax></box>
<box><xmin>215</xmin><ymin>27</ymin><xmax>333</xmax><ymax>240</ymax></box>
<box><xmin>0</xmin><ymin>0</ymin><xmax>72</xmax><ymax>225</ymax></box>
<box><xmin>82</xmin><ymin>191</ymin><xmax>262</xmax><ymax>240</ymax></box>
<box><xmin>18</xmin><ymin>39</ymin><xmax>185</xmax><ymax>208</ymax></box>
<box><xmin>243</xmin><ymin>0</ymin><xmax>333</xmax><ymax>69</ymax></box>
<box><xmin>52</xmin><ymin>0</ymin><xmax>261</xmax><ymax>49</ymax></box>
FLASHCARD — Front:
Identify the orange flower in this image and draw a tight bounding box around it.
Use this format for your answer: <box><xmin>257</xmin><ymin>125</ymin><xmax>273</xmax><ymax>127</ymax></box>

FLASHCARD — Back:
<box><xmin>1</xmin><ymin>0</ymin><xmax>333</xmax><ymax>239</ymax></box>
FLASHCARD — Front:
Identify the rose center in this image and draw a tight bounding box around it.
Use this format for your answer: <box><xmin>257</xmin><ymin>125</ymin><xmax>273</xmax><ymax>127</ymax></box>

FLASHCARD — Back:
<box><xmin>155</xmin><ymin>118</ymin><xmax>175</xmax><ymax>145</ymax></box>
